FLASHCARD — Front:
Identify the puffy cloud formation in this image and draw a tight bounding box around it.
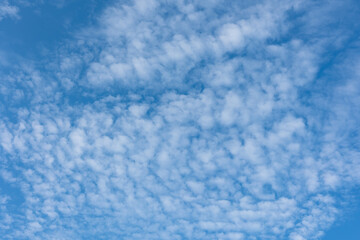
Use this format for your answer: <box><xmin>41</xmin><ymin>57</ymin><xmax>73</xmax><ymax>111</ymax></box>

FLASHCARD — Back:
<box><xmin>0</xmin><ymin>0</ymin><xmax>360</xmax><ymax>239</ymax></box>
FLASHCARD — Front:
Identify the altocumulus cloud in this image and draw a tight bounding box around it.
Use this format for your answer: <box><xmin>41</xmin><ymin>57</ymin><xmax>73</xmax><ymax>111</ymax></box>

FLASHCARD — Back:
<box><xmin>0</xmin><ymin>0</ymin><xmax>360</xmax><ymax>239</ymax></box>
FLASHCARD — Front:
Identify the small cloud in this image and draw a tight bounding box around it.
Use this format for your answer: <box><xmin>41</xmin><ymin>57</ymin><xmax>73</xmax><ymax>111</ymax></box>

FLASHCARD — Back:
<box><xmin>0</xmin><ymin>1</ymin><xmax>19</xmax><ymax>21</ymax></box>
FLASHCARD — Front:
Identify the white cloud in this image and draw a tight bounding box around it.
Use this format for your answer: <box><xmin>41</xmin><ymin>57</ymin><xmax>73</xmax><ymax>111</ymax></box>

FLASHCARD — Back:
<box><xmin>219</xmin><ymin>23</ymin><xmax>244</xmax><ymax>50</ymax></box>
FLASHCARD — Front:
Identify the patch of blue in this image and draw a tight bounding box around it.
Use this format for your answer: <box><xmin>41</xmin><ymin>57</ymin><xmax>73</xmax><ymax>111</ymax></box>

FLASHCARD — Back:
<box><xmin>0</xmin><ymin>0</ymin><xmax>114</xmax><ymax>59</ymax></box>
<box><xmin>323</xmin><ymin>189</ymin><xmax>360</xmax><ymax>240</ymax></box>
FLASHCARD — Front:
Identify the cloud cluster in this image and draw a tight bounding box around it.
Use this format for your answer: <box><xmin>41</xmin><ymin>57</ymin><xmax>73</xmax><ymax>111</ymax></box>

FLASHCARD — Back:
<box><xmin>0</xmin><ymin>0</ymin><xmax>360</xmax><ymax>239</ymax></box>
<box><xmin>82</xmin><ymin>0</ymin><xmax>297</xmax><ymax>89</ymax></box>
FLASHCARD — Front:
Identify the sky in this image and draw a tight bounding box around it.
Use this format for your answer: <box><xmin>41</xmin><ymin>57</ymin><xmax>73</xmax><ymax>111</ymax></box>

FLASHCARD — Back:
<box><xmin>0</xmin><ymin>0</ymin><xmax>360</xmax><ymax>239</ymax></box>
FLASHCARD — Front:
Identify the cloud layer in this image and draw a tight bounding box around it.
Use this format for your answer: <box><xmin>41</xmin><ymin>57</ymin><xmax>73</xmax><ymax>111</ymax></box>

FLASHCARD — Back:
<box><xmin>0</xmin><ymin>0</ymin><xmax>360</xmax><ymax>239</ymax></box>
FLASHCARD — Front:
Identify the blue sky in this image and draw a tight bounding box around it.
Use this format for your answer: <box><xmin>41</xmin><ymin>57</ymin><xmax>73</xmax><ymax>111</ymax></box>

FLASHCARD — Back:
<box><xmin>0</xmin><ymin>0</ymin><xmax>360</xmax><ymax>239</ymax></box>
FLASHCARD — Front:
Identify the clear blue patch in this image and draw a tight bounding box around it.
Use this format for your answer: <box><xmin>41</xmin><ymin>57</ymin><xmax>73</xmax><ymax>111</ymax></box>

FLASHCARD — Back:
<box><xmin>0</xmin><ymin>0</ymin><xmax>114</xmax><ymax>59</ymax></box>
<box><xmin>323</xmin><ymin>189</ymin><xmax>360</xmax><ymax>239</ymax></box>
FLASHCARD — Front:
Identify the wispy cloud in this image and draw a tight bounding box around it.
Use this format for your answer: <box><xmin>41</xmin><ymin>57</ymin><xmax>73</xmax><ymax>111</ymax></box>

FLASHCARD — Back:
<box><xmin>0</xmin><ymin>1</ymin><xmax>19</xmax><ymax>21</ymax></box>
